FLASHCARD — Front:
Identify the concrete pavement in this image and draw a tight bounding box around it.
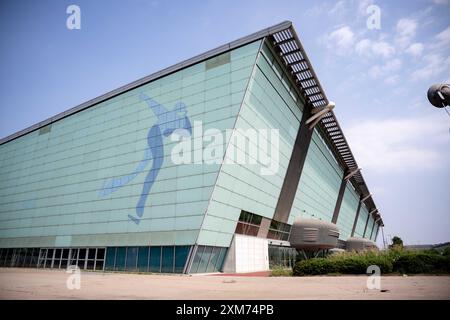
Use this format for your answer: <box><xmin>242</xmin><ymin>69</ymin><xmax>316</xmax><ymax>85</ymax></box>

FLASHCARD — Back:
<box><xmin>0</xmin><ymin>268</ymin><xmax>449</xmax><ymax>300</ymax></box>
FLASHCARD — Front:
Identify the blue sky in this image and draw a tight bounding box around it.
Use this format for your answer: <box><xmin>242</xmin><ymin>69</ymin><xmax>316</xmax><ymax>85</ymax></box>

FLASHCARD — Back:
<box><xmin>0</xmin><ymin>0</ymin><xmax>449</xmax><ymax>245</ymax></box>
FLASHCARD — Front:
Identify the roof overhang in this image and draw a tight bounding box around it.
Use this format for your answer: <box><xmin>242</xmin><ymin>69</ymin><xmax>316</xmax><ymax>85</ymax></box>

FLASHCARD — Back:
<box><xmin>265</xmin><ymin>22</ymin><xmax>381</xmax><ymax>224</ymax></box>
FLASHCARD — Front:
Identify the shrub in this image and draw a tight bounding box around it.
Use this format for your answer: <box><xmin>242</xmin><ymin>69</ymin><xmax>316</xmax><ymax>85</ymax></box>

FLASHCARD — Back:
<box><xmin>422</xmin><ymin>248</ymin><xmax>440</xmax><ymax>255</ymax></box>
<box><xmin>389</xmin><ymin>236</ymin><xmax>404</xmax><ymax>249</ymax></box>
<box><xmin>393</xmin><ymin>252</ymin><xmax>450</xmax><ymax>274</ymax></box>
<box><xmin>292</xmin><ymin>248</ymin><xmax>450</xmax><ymax>276</ymax></box>
<box><xmin>442</xmin><ymin>247</ymin><xmax>450</xmax><ymax>257</ymax></box>
<box><xmin>293</xmin><ymin>258</ymin><xmax>335</xmax><ymax>276</ymax></box>
<box><xmin>293</xmin><ymin>251</ymin><xmax>393</xmax><ymax>276</ymax></box>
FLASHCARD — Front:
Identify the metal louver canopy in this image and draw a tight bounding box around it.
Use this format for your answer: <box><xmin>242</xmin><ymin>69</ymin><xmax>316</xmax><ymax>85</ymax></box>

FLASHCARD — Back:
<box><xmin>270</xmin><ymin>24</ymin><xmax>382</xmax><ymax>226</ymax></box>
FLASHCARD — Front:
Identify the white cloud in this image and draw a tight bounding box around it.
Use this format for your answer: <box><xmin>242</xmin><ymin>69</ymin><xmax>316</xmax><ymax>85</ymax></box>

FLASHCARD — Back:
<box><xmin>384</xmin><ymin>75</ymin><xmax>400</xmax><ymax>85</ymax></box>
<box><xmin>368</xmin><ymin>58</ymin><xmax>402</xmax><ymax>78</ymax></box>
<box><xmin>372</xmin><ymin>41</ymin><xmax>396</xmax><ymax>58</ymax></box>
<box><xmin>357</xmin><ymin>0</ymin><xmax>375</xmax><ymax>17</ymax></box>
<box><xmin>411</xmin><ymin>53</ymin><xmax>450</xmax><ymax>81</ymax></box>
<box><xmin>326</xmin><ymin>26</ymin><xmax>356</xmax><ymax>55</ymax></box>
<box><xmin>435</xmin><ymin>26</ymin><xmax>450</xmax><ymax>48</ymax></box>
<box><xmin>395</xmin><ymin>18</ymin><xmax>418</xmax><ymax>48</ymax></box>
<box><xmin>405</xmin><ymin>42</ymin><xmax>424</xmax><ymax>56</ymax></box>
<box><xmin>356</xmin><ymin>38</ymin><xmax>396</xmax><ymax>58</ymax></box>
<box><xmin>303</xmin><ymin>2</ymin><xmax>328</xmax><ymax>17</ymax></box>
<box><xmin>432</xmin><ymin>0</ymin><xmax>449</xmax><ymax>4</ymax></box>
<box><xmin>355</xmin><ymin>39</ymin><xmax>371</xmax><ymax>53</ymax></box>
<box><xmin>328</xmin><ymin>0</ymin><xmax>346</xmax><ymax>17</ymax></box>
<box><xmin>346</xmin><ymin>114</ymin><xmax>449</xmax><ymax>172</ymax></box>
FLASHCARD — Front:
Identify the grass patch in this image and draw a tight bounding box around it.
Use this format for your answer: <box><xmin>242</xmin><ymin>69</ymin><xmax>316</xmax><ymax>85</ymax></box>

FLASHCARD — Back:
<box><xmin>270</xmin><ymin>266</ymin><xmax>293</xmax><ymax>277</ymax></box>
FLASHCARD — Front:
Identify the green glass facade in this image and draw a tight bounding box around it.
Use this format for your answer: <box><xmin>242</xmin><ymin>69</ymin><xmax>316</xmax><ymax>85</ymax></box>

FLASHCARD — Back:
<box><xmin>200</xmin><ymin>42</ymin><xmax>304</xmax><ymax>247</ymax></box>
<box><xmin>0</xmin><ymin>40</ymin><xmax>261</xmax><ymax>251</ymax></box>
<box><xmin>290</xmin><ymin>130</ymin><xmax>344</xmax><ymax>224</ymax></box>
<box><xmin>355</xmin><ymin>203</ymin><xmax>370</xmax><ymax>238</ymax></box>
<box><xmin>0</xmin><ymin>23</ymin><xmax>380</xmax><ymax>273</ymax></box>
<box><xmin>337</xmin><ymin>183</ymin><xmax>360</xmax><ymax>240</ymax></box>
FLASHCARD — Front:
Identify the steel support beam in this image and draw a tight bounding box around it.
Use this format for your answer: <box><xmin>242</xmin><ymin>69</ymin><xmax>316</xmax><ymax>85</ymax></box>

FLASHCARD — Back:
<box><xmin>374</xmin><ymin>224</ymin><xmax>380</xmax><ymax>242</ymax></box>
<box><xmin>350</xmin><ymin>196</ymin><xmax>363</xmax><ymax>237</ymax></box>
<box><xmin>273</xmin><ymin>104</ymin><xmax>314</xmax><ymax>223</ymax></box>
<box><xmin>369</xmin><ymin>221</ymin><xmax>376</xmax><ymax>240</ymax></box>
<box><xmin>331</xmin><ymin>172</ymin><xmax>348</xmax><ymax>224</ymax></box>
<box><xmin>257</xmin><ymin>217</ymin><xmax>271</xmax><ymax>238</ymax></box>
<box><xmin>362</xmin><ymin>213</ymin><xmax>370</xmax><ymax>238</ymax></box>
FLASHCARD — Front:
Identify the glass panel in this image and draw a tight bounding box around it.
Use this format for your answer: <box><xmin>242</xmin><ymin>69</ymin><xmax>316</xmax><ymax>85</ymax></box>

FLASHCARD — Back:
<box><xmin>149</xmin><ymin>246</ymin><xmax>161</xmax><ymax>273</ymax></box>
<box><xmin>22</xmin><ymin>249</ymin><xmax>28</xmax><ymax>266</ymax></box>
<box><xmin>174</xmin><ymin>246</ymin><xmax>190</xmax><ymax>273</ymax></box>
<box><xmin>95</xmin><ymin>260</ymin><xmax>104</xmax><ymax>271</ymax></box>
<box><xmin>268</xmin><ymin>245</ymin><xmax>297</xmax><ymax>268</ymax></box>
<box><xmin>78</xmin><ymin>249</ymin><xmax>86</xmax><ymax>260</ymax></box>
<box><xmin>236</xmin><ymin>212</ymin><xmax>261</xmax><ymax>236</ymax></box>
<box><xmin>115</xmin><ymin>247</ymin><xmax>126</xmax><ymax>271</ymax></box>
<box><xmin>215</xmin><ymin>247</ymin><xmax>227</xmax><ymax>272</ymax></box>
<box><xmin>68</xmin><ymin>249</ymin><xmax>78</xmax><ymax>266</ymax></box>
<box><xmin>251</xmin><ymin>214</ymin><xmax>262</xmax><ymax>226</ymax></box>
<box><xmin>13</xmin><ymin>249</ymin><xmax>20</xmax><ymax>267</ymax></box>
<box><xmin>17</xmin><ymin>249</ymin><xmax>26</xmax><ymax>267</ymax></box>
<box><xmin>105</xmin><ymin>247</ymin><xmax>116</xmax><ymax>270</ymax></box>
<box><xmin>11</xmin><ymin>249</ymin><xmax>18</xmax><ymax>267</ymax></box>
<box><xmin>246</xmin><ymin>225</ymin><xmax>259</xmax><ymax>236</ymax></box>
<box><xmin>197</xmin><ymin>246</ymin><xmax>212</xmax><ymax>273</ymax></box>
<box><xmin>45</xmin><ymin>259</ymin><xmax>53</xmax><ymax>268</ymax></box>
<box><xmin>86</xmin><ymin>260</ymin><xmax>95</xmax><ymax>270</ymax></box>
<box><xmin>47</xmin><ymin>249</ymin><xmax>54</xmax><ymax>260</ymax></box>
<box><xmin>270</xmin><ymin>220</ymin><xmax>279</xmax><ymax>230</ymax></box>
<box><xmin>238</xmin><ymin>211</ymin><xmax>262</xmax><ymax>226</ymax></box>
<box><xmin>190</xmin><ymin>246</ymin><xmax>204</xmax><ymax>273</ymax></box>
<box><xmin>26</xmin><ymin>248</ymin><xmax>32</xmax><ymax>267</ymax></box>
<box><xmin>96</xmin><ymin>248</ymin><xmax>105</xmax><ymax>260</ymax></box>
<box><xmin>161</xmin><ymin>246</ymin><xmax>174</xmax><ymax>273</ymax></box>
<box><xmin>88</xmin><ymin>248</ymin><xmax>96</xmax><ymax>260</ymax></box>
<box><xmin>54</xmin><ymin>259</ymin><xmax>61</xmax><ymax>269</ymax></box>
<box><xmin>29</xmin><ymin>249</ymin><xmax>38</xmax><ymax>267</ymax></box>
<box><xmin>55</xmin><ymin>249</ymin><xmax>62</xmax><ymax>259</ymax></box>
<box><xmin>37</xmin><ymin>249</ymin><xmax>46</xmax><ymax>268</ymax></box>
<box><xmin>125</xmin><ymin>247</ymin><xmax>138</xmax><ymax>271</ymax></box>
<box><xmin>77</xmin><ymin>259</ymin><xmax>85</xmax><ymax>269</ymax></box>
<box><xmin>60</xmin><ymin>260</ymin><xmax>68</xmax><ymax>269</ymax></box>
<box><xmin>5</xmin><ymin>249</ymin><xmax>13</xmax><ymax>267</ymax></box>
<box><xmin>5</xmin><ymin>249</ymin><xmax>9</xmax><ymax>264</ymax></box>
<box><xmin>239</xmin><ymin>211</ymin><xmax>252</xmax><ymax>224</ymax></box>
<box><xmin>137</xmin><ymin>247</ymin><xmax>149</xmax><ymax>272</ymax></box>
<box><xmin>235</xmin><ymin>223</ymin><xmax>245</xmax><ymax>235</ymax></box>
<box><xmin>62</xmin><ymin>249</ymin><xmax>69</xmax><ymax>259</ymax></box>
<box><xmin>206</xmin><ymin>247</ymin><xmax>220</xmax><ymax>273</ymax></box>
<box><xmin>30</xmin><ymin>249</ymin><xmax>36</xmax><ymax>263</ymax></box>
<box><xmin>267</xmin><ymin>230</ymin><xmax>280</xmax><ymax>240</ymax></box>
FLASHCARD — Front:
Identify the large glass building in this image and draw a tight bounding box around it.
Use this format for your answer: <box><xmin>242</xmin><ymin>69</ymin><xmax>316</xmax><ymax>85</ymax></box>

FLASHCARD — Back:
<box><xmin>0</xmin><ymin>21</ymin><xmax>383</xmax><ymax>274</ymax></box>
